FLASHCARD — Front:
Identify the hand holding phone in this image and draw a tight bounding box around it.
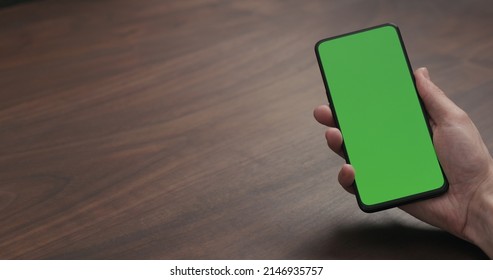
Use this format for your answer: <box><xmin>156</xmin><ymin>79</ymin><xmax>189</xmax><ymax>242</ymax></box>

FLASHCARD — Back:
<box><xmin>314</xmin><ymin>25</ymin><xmax>493</xmax><ymax>256</ymax></box>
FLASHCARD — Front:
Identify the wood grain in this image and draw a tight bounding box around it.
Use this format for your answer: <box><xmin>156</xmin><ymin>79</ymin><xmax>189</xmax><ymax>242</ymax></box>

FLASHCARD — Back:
<box><xmin>0</xmin><ymin>0</ymin><xmax>491</xmax><ymax>259</ymax></box>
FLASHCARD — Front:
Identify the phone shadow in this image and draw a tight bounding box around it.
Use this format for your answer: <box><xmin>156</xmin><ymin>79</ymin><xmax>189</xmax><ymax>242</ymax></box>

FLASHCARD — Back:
<box><xmin>298</xmin><ymin>223</ymin><xmax>488</xmax><ymax>259</ymax></box>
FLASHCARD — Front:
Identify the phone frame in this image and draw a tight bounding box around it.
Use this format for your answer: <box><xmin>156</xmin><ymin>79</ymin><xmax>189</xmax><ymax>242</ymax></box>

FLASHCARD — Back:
<box><xmin>314</xmin><ymin>23</ymin><xmax>448</xmax><ymax>212</ymax></box>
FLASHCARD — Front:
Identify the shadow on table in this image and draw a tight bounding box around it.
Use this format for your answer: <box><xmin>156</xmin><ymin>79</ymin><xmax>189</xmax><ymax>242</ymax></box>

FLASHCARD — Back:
<box><xmin>301</xmin><ymin>223</ymin><xmax>488</xmax><ymax>259</ymax></box>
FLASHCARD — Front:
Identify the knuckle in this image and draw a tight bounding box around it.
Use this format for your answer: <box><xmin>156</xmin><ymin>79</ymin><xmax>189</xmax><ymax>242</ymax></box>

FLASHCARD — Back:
<box><xmin>442</xmin><ymin>108</ymin><xmax>469</xmax><ymax>124</ymax></box>
<box><xmin>454</xmin><ymin>108</ymin><xmax>470</xmax><ymax>122</ymax></box>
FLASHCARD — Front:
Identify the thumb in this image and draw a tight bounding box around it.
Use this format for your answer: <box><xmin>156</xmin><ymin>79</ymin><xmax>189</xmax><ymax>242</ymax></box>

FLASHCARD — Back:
<box><xmin>414</xmin><ymin>67</ymin><xmax>460</xmax><ymax>123</ymax></box>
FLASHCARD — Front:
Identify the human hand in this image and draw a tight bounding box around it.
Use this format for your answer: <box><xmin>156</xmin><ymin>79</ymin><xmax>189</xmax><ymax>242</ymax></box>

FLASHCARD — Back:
<box><xmin>314</xmin><ymin>67</ymin><xmax>493</xmax><ymax>256</ymax></box>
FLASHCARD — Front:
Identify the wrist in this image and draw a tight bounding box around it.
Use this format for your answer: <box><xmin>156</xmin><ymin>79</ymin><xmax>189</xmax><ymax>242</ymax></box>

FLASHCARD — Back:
<box><xmin>464</xmin><ymin>165</ymin><xmax>493</xmax><ymax>258</ymax></box>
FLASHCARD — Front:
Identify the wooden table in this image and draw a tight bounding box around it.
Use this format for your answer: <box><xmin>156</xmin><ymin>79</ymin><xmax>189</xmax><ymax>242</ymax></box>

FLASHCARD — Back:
<box><xmin>0</xmin><ymin>0</ymin><xmax>491</xmax><ymax>259</ymax></box>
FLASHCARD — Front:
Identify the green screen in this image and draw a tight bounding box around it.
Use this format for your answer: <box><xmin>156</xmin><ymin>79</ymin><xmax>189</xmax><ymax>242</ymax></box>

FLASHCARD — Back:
<box><xmin>316</xmin><ymin>24</ymin><xmax>445</xmax><ymax>208</ymax></box>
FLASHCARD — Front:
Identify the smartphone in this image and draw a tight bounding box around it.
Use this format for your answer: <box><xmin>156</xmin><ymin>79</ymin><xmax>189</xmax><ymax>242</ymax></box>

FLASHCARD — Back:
<box><xmin>314</xmin><ymin>23</ymin><xmax>448</xmax><ymax>212</ymax></box>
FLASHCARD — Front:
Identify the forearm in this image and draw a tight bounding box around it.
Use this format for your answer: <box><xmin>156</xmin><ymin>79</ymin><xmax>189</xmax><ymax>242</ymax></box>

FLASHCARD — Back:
<box><xmin>465</xmin><ymin>168</ymin><xmax>493</xmax><ymax>258</ymax></box>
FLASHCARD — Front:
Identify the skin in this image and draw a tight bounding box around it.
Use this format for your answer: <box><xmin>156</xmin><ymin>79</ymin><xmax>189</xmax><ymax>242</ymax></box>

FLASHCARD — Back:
<box><xmin>313</xmin><ymin>67</ymin><xmax>493</xmax><ymax>257</ymax></box>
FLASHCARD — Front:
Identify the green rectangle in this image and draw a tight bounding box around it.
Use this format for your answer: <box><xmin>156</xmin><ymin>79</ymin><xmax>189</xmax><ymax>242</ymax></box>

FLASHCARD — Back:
<box><xmin>315</xmin><ymin>24</ymin><xmax>447</xmax><ymax>212</ymax></box>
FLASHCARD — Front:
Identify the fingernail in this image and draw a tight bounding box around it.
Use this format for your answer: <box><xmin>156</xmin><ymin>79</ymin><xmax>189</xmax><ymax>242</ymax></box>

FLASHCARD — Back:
<box><xmin>422</xmin><ymin>67</ymin><xmax>430</xmax><ymax>80</ymax></box>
